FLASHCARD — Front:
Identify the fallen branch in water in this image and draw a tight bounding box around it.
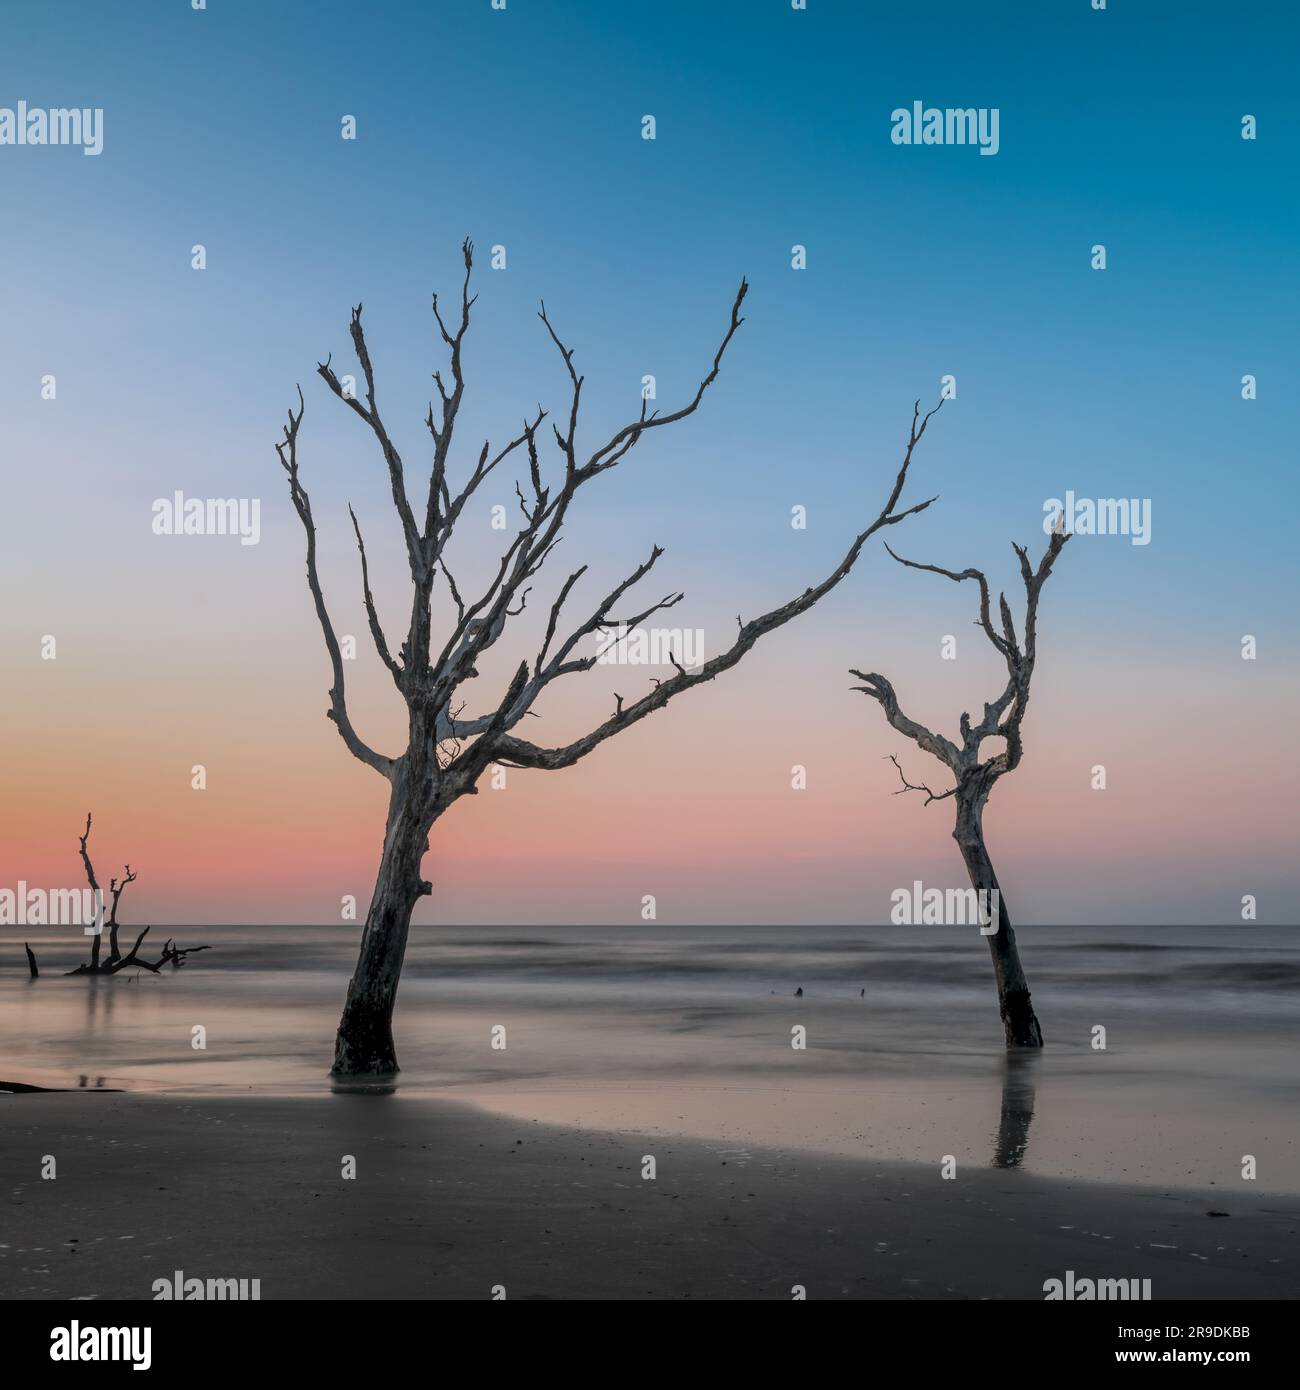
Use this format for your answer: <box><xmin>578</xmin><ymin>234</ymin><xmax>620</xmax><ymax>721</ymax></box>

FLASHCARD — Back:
<box><xmin>64</xmin><ymin>923</ymin><xmax>155</xmax><ymax>976</ymax></box>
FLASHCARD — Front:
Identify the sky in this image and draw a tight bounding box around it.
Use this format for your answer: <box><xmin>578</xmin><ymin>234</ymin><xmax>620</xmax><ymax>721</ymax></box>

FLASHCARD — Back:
<box><xmin>0</xmin><ymin>0</ymin><xmax>1296</xmax><ymax>927</ymax></box>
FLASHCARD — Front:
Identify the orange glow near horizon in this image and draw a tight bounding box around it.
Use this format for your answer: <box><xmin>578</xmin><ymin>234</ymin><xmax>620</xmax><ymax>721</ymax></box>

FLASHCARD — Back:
<box><xmin>3</xmin><ymin>601</ymin><xmax>1295</xmax><ymax>927</ymax></box>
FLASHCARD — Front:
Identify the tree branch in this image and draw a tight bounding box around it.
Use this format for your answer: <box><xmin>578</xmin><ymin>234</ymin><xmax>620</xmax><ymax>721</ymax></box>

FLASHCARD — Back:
<box><xmin>849</xmin><ymin>670</ymin><xmax>962</xmax><ymax>770</ymax></box>
<box><xmin>885</xmin><ymin>753</ymin><xmax>956</xmax><ymax>805</ymax></box>
<box><xmin>856</xmin><ymin>522</ymin><xmax>1070</xmax><ymax>786</ymax></box>
<box><xmin>579</xmin><ymin>280</ymin><xmax>749</xmax><ymax>482</ymax></box>
<box><xmin>882</xmin><ymin>542</ymin><xmax>1012</xmax><ymax>661</ymax></box>
<box><xmin>275</xmin><ymin>390</ymin><xmax>396</xmax><ymax>779</ymax></box>
<box><xmin>485</xmin><ymin>401</ymin><xmax>942</xmax><ymax>772</ymax></box>
<box><xmin>318</xmin><ymin>316</ymin><xmax>424</xmax><ymax>577</ymax></box>
<box><xmin>348</xmin><ymin>504</ymin><xmax>403</xmax><ymax>686</ymax></box>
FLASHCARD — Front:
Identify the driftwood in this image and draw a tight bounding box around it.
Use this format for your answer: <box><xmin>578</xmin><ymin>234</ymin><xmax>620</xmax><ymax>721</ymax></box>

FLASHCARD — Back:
<box><xmin>64</xmin><ymin>923</ymin><xmax>155</xmax><ymax>976</ymax></box>
<box><xmin>23</xmin><ymin>814</ymin><xmax>211</xmax><ymax>979</ymax></box>
<box><xmin>156</xmin><ymin>939</ymin><xmax>212</xmax><ymax>970</ymax></box>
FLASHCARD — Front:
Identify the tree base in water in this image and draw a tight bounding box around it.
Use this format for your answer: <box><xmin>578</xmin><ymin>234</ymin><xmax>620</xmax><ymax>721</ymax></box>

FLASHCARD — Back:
<box><xmin>331</xmin><ymin>1004</ymin><xmax>400</xmax><ymax>1079</ymax></box>
<box><xmin>1001</xmin><ymin>988</ymin><xmax>1044</xmax><ymax>1048</ymax></box>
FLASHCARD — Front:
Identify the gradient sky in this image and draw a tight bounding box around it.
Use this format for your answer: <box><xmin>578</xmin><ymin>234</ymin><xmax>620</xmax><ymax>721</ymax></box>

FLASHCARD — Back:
<box><xmin>1</xmin><ymin>0</ymin><xmax>1296</xmax><ymax>926</ymax></box>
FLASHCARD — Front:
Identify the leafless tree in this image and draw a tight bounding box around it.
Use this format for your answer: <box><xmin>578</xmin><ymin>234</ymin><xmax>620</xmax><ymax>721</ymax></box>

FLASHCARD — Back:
<box><xmin>67</xmin><ymin>814</ymin><xmax>154</xmax><ymax>975</ymax></box>
<box><xmin>276</xmin><ymin>240</ymin><xmax>943</xmax><ymax>1078</ymax></box>
<box><xmin>851</xmin><ymin>519</ymin><xmax>1069</xmax><ymax>1046</ymax></box>
<box><xmin>25</xmin><ymin>813</ymin><xmax>210</xmax><ymax>978</ymax></box>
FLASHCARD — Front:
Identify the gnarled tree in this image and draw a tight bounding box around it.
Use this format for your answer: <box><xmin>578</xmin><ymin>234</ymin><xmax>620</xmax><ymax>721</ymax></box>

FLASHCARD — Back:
<box><xmin>70</xmin><ymin>812</ymin><xmax>151</xmax><ymax>975</ymax></box>
<box><xmin>35</xmin><ymin>813</ymin><xmax>210</xmax><ymax>978</ymax></box>
<box><xmin>851</xmin><ymin>519</ymin><xmax>1069</xmax><ymax>1047</ymax></box>
<box><xmin>276</xmin><ymin>239</ymin><xmax>943</xmax><ymax>1078</ymax></box>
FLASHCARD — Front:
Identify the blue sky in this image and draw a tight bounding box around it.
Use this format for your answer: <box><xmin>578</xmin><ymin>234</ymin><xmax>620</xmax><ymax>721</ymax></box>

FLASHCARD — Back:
<box><xmin>1</xmin><ymin>1</ymin><xmax>1296</xmax><ymax>923</ymax></box>
<box><xmin>4</xmin><ymin>0</ymin><xmax>1295</xmax><ymax>614</ymax></box>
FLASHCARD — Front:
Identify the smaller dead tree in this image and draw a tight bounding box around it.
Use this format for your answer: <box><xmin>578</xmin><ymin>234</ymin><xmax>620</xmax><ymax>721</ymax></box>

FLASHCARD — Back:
<box><xmin>22</xmin><ymin>814</ymin><xmax>210</xmax><ymax>977</ymax></box>
<box><xmin>851</xmin><ymin>519</ymin><xmax>1069</xmax><ymax>1047</ymax></box>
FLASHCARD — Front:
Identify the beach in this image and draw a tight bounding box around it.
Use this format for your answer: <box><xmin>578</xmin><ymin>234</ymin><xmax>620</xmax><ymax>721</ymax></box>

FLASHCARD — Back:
<box><xmin>2</xmin><ymin>923</ymin><xmax>1298</xmax><ymax>1299</ymax></box>
<box><xmin>4</xmin><ymin>1090</ymin><xmax>1298</xmax><ymax>1301</ymax></box>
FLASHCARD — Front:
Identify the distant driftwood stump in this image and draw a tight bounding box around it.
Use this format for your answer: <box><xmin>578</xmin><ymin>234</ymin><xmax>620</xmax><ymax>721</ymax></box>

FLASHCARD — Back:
<box><xmin>22</xmin><ymin>813</ymin><xmax>210</xmax><ymax>979</ymax></box>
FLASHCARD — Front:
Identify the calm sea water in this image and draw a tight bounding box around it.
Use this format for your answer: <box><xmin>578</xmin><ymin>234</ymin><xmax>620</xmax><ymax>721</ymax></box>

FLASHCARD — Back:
<box><xmin>4</xmin><ymin>924</ymin><xmax>1298</xmax><ymax>1189</ymax></box>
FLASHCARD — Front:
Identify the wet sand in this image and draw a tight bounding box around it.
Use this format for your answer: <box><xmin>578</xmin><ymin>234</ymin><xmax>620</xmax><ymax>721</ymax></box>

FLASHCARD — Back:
<box><xmin>6</xmin><ymin>924</ymin><xmax>1299</xmax><ymax>1194</ymax></box>
<box><xmin>3</xmin><ymin>1091</ymin><xmax>1297</xmax><ymax>1300</ymax></box>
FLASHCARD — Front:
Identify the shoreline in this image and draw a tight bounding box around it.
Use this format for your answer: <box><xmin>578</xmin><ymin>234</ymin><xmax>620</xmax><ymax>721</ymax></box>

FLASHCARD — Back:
<box><xmin>3</xmin><ymin>1090</ymin><xmax>1297</xmax><ymax>1301</ymax></box>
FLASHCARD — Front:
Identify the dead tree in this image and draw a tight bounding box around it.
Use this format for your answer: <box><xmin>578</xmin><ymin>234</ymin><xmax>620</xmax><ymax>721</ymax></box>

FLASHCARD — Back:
<box><xmin>276</xmin><ymin>239</ymin><xmax>942</xmax><ymax>1077</ymax></box>
<box><xmin>73</xmin><ymin>813</ymin><xmax>137</xmax><ymax>971</ymax></box>
<box><xmin>34</xmin><ymin>814</ymin><xmax>211</xmax><ymax>978</ymax></box>
<box><xmin>851</xmin><ymin>520</ymin><xmax>1069</xmax><ymax>1047</ymax></box>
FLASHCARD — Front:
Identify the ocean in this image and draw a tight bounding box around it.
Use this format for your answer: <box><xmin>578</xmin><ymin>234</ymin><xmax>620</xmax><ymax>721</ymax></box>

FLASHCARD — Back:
<box><xmin>4</xmin><ymin>923</ymin><xmax>1297</xmax><ymax>1191</ymax></box>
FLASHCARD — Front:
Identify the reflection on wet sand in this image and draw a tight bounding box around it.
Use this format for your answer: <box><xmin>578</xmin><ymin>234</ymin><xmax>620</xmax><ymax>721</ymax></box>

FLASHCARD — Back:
<box><xmin>992</xmin><ymin>1050</ymin><xmax>1039</xmax><ymax>1168</ymax></box>
<box><xmin>84</xmin><ymin>974</ymin><xmax>116</xmax><ymax>1025</ymax></box>
<box><xmin>4</xmin><ymin>923</ymin><xmax>1298</xmax><ymax>1189</ymax></box>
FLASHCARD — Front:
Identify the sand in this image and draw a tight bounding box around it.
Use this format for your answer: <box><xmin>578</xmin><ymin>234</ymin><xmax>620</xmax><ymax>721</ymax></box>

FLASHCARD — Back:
<box><xmin>3</xmin><ymin>1091</ymin><xmax>1297</xmax><ymax>1300</ymax></box>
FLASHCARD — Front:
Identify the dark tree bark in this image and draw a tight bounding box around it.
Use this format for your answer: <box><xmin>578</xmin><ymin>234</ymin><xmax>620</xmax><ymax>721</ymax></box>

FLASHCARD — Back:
<box><xmin>332</xmin><ymin>769</ymin><xmax>437</xmax><ymax>1075</ymax></box>
<box><xmin>105</xmin><ymin>866</ymin><xmax>136</xmax><ymax>965</ymax></box>
<box><xmin>57</xmin><ymin>816</ymin><xmax>206</xmax><ymax>978</ymax></box>
<box><xmin>954</xmin><ymin>786</ymin><xmax>1041</xmax><ymax>1046</ymax></box>
<box><xmin>156</xmin><ymin>939</ymin><xmax>211</xmax><ymax>969</ymax></box>
<box><xmin>76</xmin><ymin>813</ymin><xmax>103</xmax><ymax>971</ymax></box>
<box><xmin>852</xmin><ymin>521</ymin><xmax>1069</xmax><ymax>1049</ymax></box>
<box><xmin>65</xmin><ymin>923</ymin><xmax>154</xmax><ymax>976</ymax></box>
<box><xmin>276</xmin><ymin>241</ymin><xmax>944</xmax><ymax>1078</ymax></box>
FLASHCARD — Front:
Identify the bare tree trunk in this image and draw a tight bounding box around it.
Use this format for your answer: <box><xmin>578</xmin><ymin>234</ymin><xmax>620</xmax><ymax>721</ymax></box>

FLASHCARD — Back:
<box><xmin>954</xmin><ymin>792</ymin><xmax>1043</xmax><ymax>1048</ymax></box>
<box><xmin>78</xmin><ymin>815</ymin><xmax>103</xmax><ymax>971</ymax></box>
<box><xmin>332</xmin><ymin>779</ymin><xmax>435</xmax><ymax>1078</ymax></box>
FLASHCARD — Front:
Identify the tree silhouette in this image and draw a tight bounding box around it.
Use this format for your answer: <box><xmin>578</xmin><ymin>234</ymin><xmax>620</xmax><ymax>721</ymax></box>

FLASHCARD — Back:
<box><xmin>276</xmin><ymin>241</ymin><xmax>944</xmax><ymax>1077</ymax></box>
<box><xmin>852</xmin><ymin>519</ymin><xmax>1069</xmax><ymax>1046</ymax></box>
